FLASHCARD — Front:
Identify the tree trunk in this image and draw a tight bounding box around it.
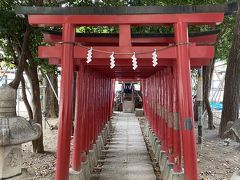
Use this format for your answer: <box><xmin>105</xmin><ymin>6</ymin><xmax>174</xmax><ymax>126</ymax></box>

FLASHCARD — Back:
<box><xmin>45</xmin><ymin>71</ymin><xmax>59</xmax><ymax>118</ymax></box>
<box><xmin>201</xmin><ymin>23</ymin><xmax>229</xmax><ymax>130</ymax></box>
<box><xmin>21</xmin><ymin>76</ymin><xmax>34</xmax><ymax>121</ymax></box>
<box><xmin>8</xmin><ymin>26</ymin><xmax>30</xmax><ymax>89</ymax></box>
<box><xmin>203</xmin><ymin>58</ymin><xmax>216</xmax><ymax>129</ymax></box>
<box><xmin>25</xmin><ymin>61</ymin><xmax>44</xmax><ymax>153</ymax></box>
<box><xmin>219</xmin><ymin>10</ymin><xmax>240</xmax><ymax>138</ymax></box>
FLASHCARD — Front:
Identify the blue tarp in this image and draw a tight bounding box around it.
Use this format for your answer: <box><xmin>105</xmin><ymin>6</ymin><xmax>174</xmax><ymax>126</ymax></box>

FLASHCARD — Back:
<box><xmin>210</xmin><ymin>102</ymin><xmax>223</xmax><ymax>110</ymax></box>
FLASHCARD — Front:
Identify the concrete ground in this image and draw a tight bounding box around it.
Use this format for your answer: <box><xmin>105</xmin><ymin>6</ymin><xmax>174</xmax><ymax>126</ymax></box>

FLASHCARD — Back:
<box><xmin>99</xmin><ymin>112</ymin><xmax>156</xmax><ymax>180</ymax></box>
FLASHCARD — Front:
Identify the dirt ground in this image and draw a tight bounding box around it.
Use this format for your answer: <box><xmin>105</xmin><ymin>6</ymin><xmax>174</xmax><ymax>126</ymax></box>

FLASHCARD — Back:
<box><xmin>22</xmin><ymin>112</ymin><xmax>240</xmax><ymax>180</ymax></box>
<box><xmin>198</xmin><ymin>111</ymin><xmax>240</xmax><ymax>180</ymax></box>
<box><xmin>22</xmin><ymin>118</ymin><xmax>58</xmax><ymax>179</ymax></box>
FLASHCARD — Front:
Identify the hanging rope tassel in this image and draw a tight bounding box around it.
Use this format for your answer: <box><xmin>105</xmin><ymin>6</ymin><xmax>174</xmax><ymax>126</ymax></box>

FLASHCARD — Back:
<box><xmin>110</xmin><ymin>52</ymin><xmax>115</xmax><ymax>69</ymax></box>
<box><xmin>86</xmin><ymin>47</ymin><xmax>93</xmax><ymax>63</ymax></box>
<box><xmin>152</xmin><ymin>49</ymin><xmax>158</xmax><ymax>67</ymax></box>
<box><xmin>132</xmin><ymin>52</ymin><xmax>138</xmax><ymax>70</ymax></box>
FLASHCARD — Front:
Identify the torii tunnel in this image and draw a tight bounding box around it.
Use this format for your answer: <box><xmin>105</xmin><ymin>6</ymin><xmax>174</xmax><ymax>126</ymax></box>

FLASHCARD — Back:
<box><xmin>16</xmin><ymin>3</ymin><xmax>236</xmax><ymax>180</ymax></box>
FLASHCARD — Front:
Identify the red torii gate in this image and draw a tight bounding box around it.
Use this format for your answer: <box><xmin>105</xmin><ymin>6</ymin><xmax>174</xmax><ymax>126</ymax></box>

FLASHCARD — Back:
<box><xmin>15</xmin><ymin>4</ymin><xmax>234</xmax><ymax>180</ymax></box>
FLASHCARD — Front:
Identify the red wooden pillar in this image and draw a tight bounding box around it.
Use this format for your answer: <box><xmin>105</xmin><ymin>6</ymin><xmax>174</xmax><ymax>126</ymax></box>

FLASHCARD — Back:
<box><xmin>109</xmin><ymin>79</ymin><xmax>111</xmax><ymax>117</ymax></box>
<box><xmin>150</xmin><ymin>76</ymin><xmax>153</xmax><ymax>131</ymax></box>
<box><xmin>152</xmin><ymin>76</ymin><xmax>155</xmax><ymax>132</ymax></box>
<box><xmin>145</xmin><ymin>79</ymin><xmax>149</xmax><ymax>122</ymax></box>
<box><xmin>107</xmin><ymin>78</ymin><xmax>110</xmax><ymax>120</ymax></box>
<box><xmin>96</xmin><ymin>75</ymin><xmax>100</xmax><ymax>135</ymax></box>
<box><xmin>174</xmin><ymin>22</ymin><xmax>198</xmax><ymax>180</ymax></box>
<box><xmin>150</xmin><ymin>78</ymin><xmax>153</xmax><ymax>129</ymax></box>
<box><xmin>165</xmin><ymin>71</ymin><xmax>168</xmax><ymax>142</ymax></box>
<box><xmin>96</xmin><ymin>74</ymin><xmax>99</xmax><ymax>140</ymax></box>
<box><xmin>144</xmin><ymin>79</ymin><xmax>148</xmax><ymax>122</ymax></box>
<box><xmin>103</xmin><ymin>77</ymin><xmax>107</xmax><ymax>124</ymax></box>
<box><xmin>107</xmin><ymin>78</ymin><xmax>109</xmax><ymax>121</ymax></box>
<box><xmin>167</xmin><ymin>67</ymin><xmax>174</xmax><ymax>163</ymax></box>
<box><xmin>156</xmin><ymin>72</ymin><xmax>160</xmax><ymax>139</ymax></box>
<box><xmin>110</xmin><ymin>78</ymin><xmax>114</xmax><ymax>117</ymax></box>
<box><xmin>90</xmin><ymin>72</ymin><xmax>94</xmax><ymax>147</ymax></box>
<box><xmin>107</xmin><ymin>78</ymin><xmax>111</xmax><ymax>121</ymax></box>
<box><xmin>142</xmin><ymin>79</ymin><xmax>146</xmax><ymax>122</ymax></box>
<box><xmin>153</xmin><ymin>75</ymin><xmax>157</xmax><ymax>134</ymax></box>
<box><xmin>163</xmin><ymin>68</ymin><xmax>168</xmax><ymax>152</ymax></box>
<box><xmin>56</xmin><ymin>23</ymin><xmax>75</xmax><ymax>180</ymax></box>
<box><xmin>99</xmin><ymin>76</ymin><xmax>103</xmax><ymax>128</ymax></box>
<box><xmin>102</xmin><ymin>77</ymin><xmax>105</xmax><ymax>125</ymax></box>
<box><xmin>144</xmin><ymin>80</ymin><xmax>147</xmax><ymax>118</ymax></box>
<box><xmin>101</xmin><ymin>77</ymin><xmax>104</xmax><ymax>126</ymax></box>
<box><xmin>82</xmin><ymin>68</ymin><xmax>88</xmax><ymax>154</ymax></box>
<box><xmin>152</xmin><ymin>76</ymin><xmax>155</xmax><ymax>133</ymax></box>
<box><xmin>140</xmin><ymin>79</ymin><xmax>146</xmax><ymax>119</ymax></box>
<box><xmin>106</xmin><ymin>78</ymin><xmax>108</xmax><ymax>122</ymax></box>
<box><xmin>92</xmin><ymin>73</ymin><xmax>95</xmax><ymax>142</ymax></box>
<box><xmin>164</xmin><ymin>69</ymin><xmax>168</xmax><ymax>153</ymax></box>
<box><xmin>145</xmin><ymin>79</ymin><xmax>148</xmax><ymax>121</ymax></box>
<box><xmin>160</xmin><ymin>70</ymin><xmax>165</xmax><ymax>149</ymax></box>
<box><xmin>92</xmin><ymin>72</ymin><xmax>97</xmax><ymax>142</ymax></box>
<box><xmin>99</xmin><ymin>76</ymin><xmax>101</xmax><ymax>131</ymax></box>
<box><xmin>72</xmin><ymin>64</ymin><xmax>84</xmax><ymax>171</ymax></box>
<box><xmin>147</xmin><ymin>79</ymin><xmax>150</xmax><ymax>123</ymax></box>
<box><xmin>109</xmin><ymin>79</ymin><xmax>112</xmax><ymax>116</ymax></box>
<box><xmin>148</xmin><ymin>78</ymin><xmax>150</xmax><ymax>124</ymax></box>
<box><xmin>147</xmin><ymin>78</ymin><xmax>150</xmax><ymax>124</ymax></box>
<box><xmin>88</xmin><ymin>72</ymin><xmax>92</xmax><ymax>149</ymax></box>
<box><xmin>145</xmin><ymin>79</ymin><xmax>149</xmax><ymax>124</ymax></box>
<box><xmin>85</xmin><ymin>69</ymin><xmax>91</xmax><ymax>152</ymax></box>
<box><xmin>100</xmin><ymin>76</ymin><xmax>103</xmax><ymax>129</ymax></box>
<box><xmin>110</xmin><ymin>79</ymin><xmax>115</xmax><ymax>116</ymax></box>
<box><xmin>89</xmin><ymin>72</ymin><xmax>94</xmax><ymax>148</ymax></box>
<box><xmin>172</xmin><ymin>64</ymin><xmax>182</xmax><ymax>172</ymax></box>
<box><xmin>104</xmin><ymin>77</ymin><xmax>107</xmax><ymax>122</ymax></box>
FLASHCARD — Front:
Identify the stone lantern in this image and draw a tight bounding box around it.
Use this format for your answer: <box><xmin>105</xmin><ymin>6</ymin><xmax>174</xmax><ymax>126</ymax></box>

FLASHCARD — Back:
<box><xmin>0</xmin><ymin>85</ymin><xmax>41</xmax><ymax>179</ymax></box>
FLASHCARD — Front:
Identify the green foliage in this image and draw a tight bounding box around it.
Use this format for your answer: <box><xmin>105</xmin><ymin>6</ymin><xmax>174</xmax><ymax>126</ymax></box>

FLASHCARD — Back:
<box><xmin>0</xmin><ymin>0</ymin><xmax>59</xmax><ymax>74</ymax></box>
<box><xmin>215</xmin><ymin>15</ymin><xmax>235</xmax><ymax>61</ymax></box>
<box><xmin>0</xmin><ymin>0</ymin><xmax>236</xmax><ymax>73</ymax></box>
<box><xmin>76</xmin><ymin>26</ymin><xmax>117</xmax><ymax>33</ymax></box>
<box><xmin>0</xmin><ymin>1</ymin><xmax>25</xmax><ymax>66</ymax></box>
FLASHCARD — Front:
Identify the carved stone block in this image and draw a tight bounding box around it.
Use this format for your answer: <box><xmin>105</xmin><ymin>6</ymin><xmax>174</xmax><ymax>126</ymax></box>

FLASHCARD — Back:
<box><xmin>0</xmin><ymin>145</ymin><xmax>22</xmax><ymax>179</ymax></box>
<box><xmin>135</xmin><ymin>108</ymin><xmax>144</xmax><ymax>117</ymax></box>
<box><xmin>0</xmin><ymin>85</ymin><xmax>16</xmax><ymax>117</ymax></box>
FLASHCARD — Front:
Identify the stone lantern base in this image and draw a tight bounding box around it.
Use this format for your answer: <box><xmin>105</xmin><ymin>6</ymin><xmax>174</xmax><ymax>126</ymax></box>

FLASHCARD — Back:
<box><xmin>0</xmin><ymin>145</ymin><xmax>22</xmax><ymax>179</ymax></box>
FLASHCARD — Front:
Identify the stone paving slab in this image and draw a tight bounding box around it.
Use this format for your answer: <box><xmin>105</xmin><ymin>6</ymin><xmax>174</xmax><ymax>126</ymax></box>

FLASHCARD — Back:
<box><xmin>99</xmin><ymin>113</ymin><xmax>156</xmax><ymax>180</ymax></box>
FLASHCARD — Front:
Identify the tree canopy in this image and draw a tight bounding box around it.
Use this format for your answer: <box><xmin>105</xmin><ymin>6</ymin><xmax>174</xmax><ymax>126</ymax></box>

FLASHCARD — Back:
<box><xmin>0</xmin><ymin>0</ymin><xmax>234</xmax><ymax>69</ymax></box>
<box><xmin>0</xmin><ymin>0</ymin><xmax>238</xmax><ymax>152</ymax></box>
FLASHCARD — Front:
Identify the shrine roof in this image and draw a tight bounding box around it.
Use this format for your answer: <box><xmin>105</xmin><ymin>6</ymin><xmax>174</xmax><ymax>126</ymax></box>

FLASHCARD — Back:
<box><xmin>15</xmin><ymin>2</ymin><xmax>237</xmax><ymax>16</ymax></box>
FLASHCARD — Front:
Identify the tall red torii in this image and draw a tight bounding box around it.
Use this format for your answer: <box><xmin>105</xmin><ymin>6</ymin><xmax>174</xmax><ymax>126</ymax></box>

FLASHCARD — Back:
<box><xmin>14</xmin><ymin>3</ymin><xmax>233</xmax><ymax>180</ymax></box>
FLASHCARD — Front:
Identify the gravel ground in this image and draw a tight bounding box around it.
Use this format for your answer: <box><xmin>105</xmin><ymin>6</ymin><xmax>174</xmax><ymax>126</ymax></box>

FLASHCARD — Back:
<box><xmin>22</xmin><ymin>118</ymin><xmax>58</xmax><ymax>180</ymax></box>
<box><xmin>198</xmin><ymin>111</ymin><xmax>240</xmax><ymax>180</ymax></box>
<box><xmin>21</xmin><ymin>112</ymin><xmax>240</xmax><ymax>180</ymax></box>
